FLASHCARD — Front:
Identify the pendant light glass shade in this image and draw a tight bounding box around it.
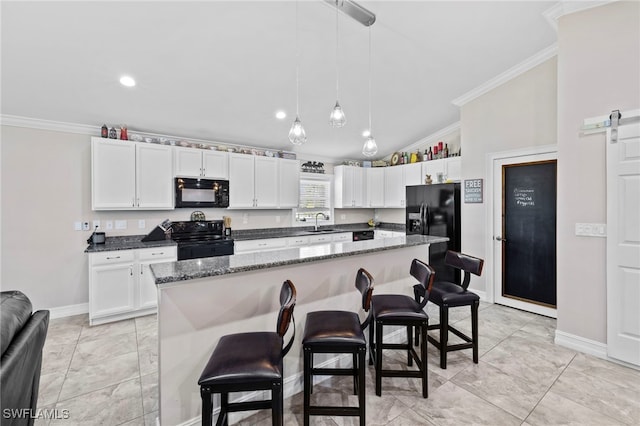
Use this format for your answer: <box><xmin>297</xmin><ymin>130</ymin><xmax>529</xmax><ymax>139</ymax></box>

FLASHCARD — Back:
<box><xmin>288</xmin><ymin>115</ymin><xmax>307</xmax><ymax>145</ymax></box>
<box><xmin>289</xmin><ymin>1</ymin><xmax>306</xmax><ymax>145</ymax></box>
<box><xmin>329</xmin><ymin>2</ymin><xmax>346</xmax><ymax>128</ymax></box>
<box><xmin>362</xmin><ymin>135</ymin><xmax>378</xmax><ymax>157</ymax></box>
<box><xmin>329</xmin><ymin>101</ymin><xmax>346</xmax><ymax>127</ymax></box>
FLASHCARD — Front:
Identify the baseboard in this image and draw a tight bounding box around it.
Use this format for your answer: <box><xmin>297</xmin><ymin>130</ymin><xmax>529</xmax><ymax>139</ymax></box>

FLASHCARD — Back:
<box><xmin>48</xmin><ymin>303</ymin><xmax>89</xmax><ymax>319</ymax></box>
<box><xmin>471</xmin><ymin>289</ymin><xmax>487</xmax><ymax>301</ymax></box>
<box><xmin>554</xmin><ymin>330</ymin><xmax>607</xmax><ymax>359</ymax></box>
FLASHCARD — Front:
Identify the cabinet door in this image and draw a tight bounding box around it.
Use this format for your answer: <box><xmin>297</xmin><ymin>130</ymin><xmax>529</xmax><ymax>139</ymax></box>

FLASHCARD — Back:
<box><xmin>278</xmin><ymin>159</ymin><xmax>300</xmax><ymax>208</ymax></box>
<box><xmin>136</xmin><ymin>143</ymin><xmax>173</xmax><ymax>209</ymax></box>
<box><xmin>137</xmin><ymin>247</ymin><xmax>177</xmax><ymax>310</ymax></box>
<box><xmin>352</xmin><ymin>167</ymin><xmax>365</xmax><ymax>207</ymax></box>
<box><xmin>202</xmin><ymin>150</ymin><xmax>229</xmax><ymax>179</ymax></box>
<box><xmin>366</xmin><ymin>167</ymin><xmax>385</xmax><ymax>207</ymax></box>
<box><xmin>90</xmin><ymin>263</ymin><xmax>136</xmax><ymax>319</ymax></box>
<box><xmin>422</xmin><ymin>159</ymin><xmax>446</xmax><ymax>182</ymax></box>
<box><xmin>332</xmin><ymin>232</ymin><xmax>352</xmax><ymax>242</ymax></box>
<box><xmin>254</xmin><ymin>156</ymin><xmax>278</xmax><ymax>208</ymax></box>
<box><xmin>384</xmin><ymin>166</ymin><xmax>405</xmax><ymax>207</ymax></box>
<box><xmin>174</xmin><ymin>147</ymin><xmax>203</xmax><ymax>177</ymax></box>
<box><xmin>404</xmin><ymin>162</ymin><xmax>423</xmax><ymax>186</ymax></box>
<box><xmin>445</xmin><ymin>157</ymin><xmax>462</xmax><ymax>182</ymax></box>
<box><xmin>92</xmin><ymin>138</ymin><xmax>136</xmax><ymax>209</ymax></box>
<box><xmin>228</xmin><ymin>154</ymin><xmax>256</xmax><ymax>208</ymax></box>
<box><xmin>334</xmin><ymin>166</ymin><xmax>352</xmax><ymax>208</ymax></box>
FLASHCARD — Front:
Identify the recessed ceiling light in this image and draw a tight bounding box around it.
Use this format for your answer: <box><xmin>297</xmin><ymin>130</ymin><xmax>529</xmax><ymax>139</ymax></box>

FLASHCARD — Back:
<box><xmin>362</xmin><ymin>130</ymin><xmax>371</xmax><ymax>137</ymax></box>
<box><xmin>119</xmin><ymin>75</ymin><xmax>136</xmax><ymax>87</ymax></box>
<box><xmin>275</xmin><ymin>111</ymin><xmax>287</xmax><ymax>120</ymax></box>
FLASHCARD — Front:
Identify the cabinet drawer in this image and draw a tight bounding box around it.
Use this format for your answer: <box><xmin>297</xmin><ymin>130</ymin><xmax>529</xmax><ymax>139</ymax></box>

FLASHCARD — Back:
<box><xmin>235</xmin><ymin>238</ymin><xmax>287</xmax><ymax>253</ymax></box>
<box><xmin>308</xmin><ymin>235</ymin><xmax>332</xmax><ymax>244</ymax></box>
<box><xmin>137</xmin><ymin>246</ymin><xmax>177</xmax><ymax>261</ymax></box>
<box><xmin>332</xmin><ymin>232</ymin><xmax>352</xmax><ymax>242</ymax></box>
<box><xmin>90</xmin><ymin>250</ymin><xmax>135</xmax><ymax>266</ymax></box>
<box><xmin>287</xmin><ymin>236</ymin><xmax>311</xmax><ymax>247</ymax></box>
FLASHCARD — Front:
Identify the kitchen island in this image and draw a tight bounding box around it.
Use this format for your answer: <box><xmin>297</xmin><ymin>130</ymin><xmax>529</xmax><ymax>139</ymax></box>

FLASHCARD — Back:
<box><xmin>152</xmin><ymin>234</ymin><xmax>446</xmax><ymax>425</ymax></box>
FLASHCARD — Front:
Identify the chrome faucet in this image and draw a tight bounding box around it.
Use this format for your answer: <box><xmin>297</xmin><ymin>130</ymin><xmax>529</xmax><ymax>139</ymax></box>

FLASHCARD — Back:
<box><xmin>315</xmin><ymin>213</ymin><xmax>327</xmax><ymax>231</ymax></box>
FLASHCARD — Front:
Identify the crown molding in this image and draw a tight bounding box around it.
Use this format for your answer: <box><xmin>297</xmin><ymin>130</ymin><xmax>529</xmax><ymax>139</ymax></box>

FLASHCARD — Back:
<box><xmin>451</xmin><ymin>43</ymin><xmax>558</xmax><ymax>107</ymax></box>
<box><xmin>1</xmin><ymin>114</ymin><xmax>99</xmax><ymax>135</ymax></box>
<box><xmin>400</xmin><ymin>121</ymin><xmax>461</xmax><ymax>154</ymax></box>
<box><xmin>543</xmin><ymin>0</ymin><xmax>618</xmax><ymax>32</ymax></box>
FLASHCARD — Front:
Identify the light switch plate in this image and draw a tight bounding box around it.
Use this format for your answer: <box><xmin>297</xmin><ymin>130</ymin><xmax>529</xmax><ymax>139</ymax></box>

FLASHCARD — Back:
<box><xmin>105</xmin><ymin>221</ymin><xmax>114</xmax><ymax>230</ymax></box>
<box><xmin>575</xmin><ymin>223</ymin><xmax>607</xmax><ymax>237</ymax></box>
<box><xmin>138</xmin><ymin>219</ymin><xmax>146</xmax><ymax>229</ymax></box>
<box><xmin>93</xmin><ymin>220</ymin><xmax>101</xmax><ymax>230</ymax></box>
<box><xmin>74</xmin><ymin>221</ymin><xmax>82</xmax><ymax>231</ymax></box>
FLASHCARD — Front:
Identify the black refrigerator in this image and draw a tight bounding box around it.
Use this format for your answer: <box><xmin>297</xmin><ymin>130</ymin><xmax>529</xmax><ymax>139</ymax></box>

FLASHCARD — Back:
<box><xmin>406</xmin><ymin>183</ymin><xmax>461</xmax><ymax>284</ymax></box>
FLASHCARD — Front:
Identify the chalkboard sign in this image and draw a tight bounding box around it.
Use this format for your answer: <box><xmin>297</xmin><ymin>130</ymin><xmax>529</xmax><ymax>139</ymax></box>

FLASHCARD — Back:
<box><xmin>503</xmin><ymin>161</ymin><xmax>557</xmax><ymax>307</ymax></box>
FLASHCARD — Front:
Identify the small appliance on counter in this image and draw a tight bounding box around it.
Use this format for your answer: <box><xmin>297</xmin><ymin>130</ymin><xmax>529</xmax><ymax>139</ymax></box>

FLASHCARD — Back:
<box><xmin>87</xmin><ymin>226</ymin><xmax>106</xmax><ymax>244</ymax></box>
<box><xmin>223</xmin><ymin>216</ymin><xmax>232</xmax><ymax>237</ymax></box>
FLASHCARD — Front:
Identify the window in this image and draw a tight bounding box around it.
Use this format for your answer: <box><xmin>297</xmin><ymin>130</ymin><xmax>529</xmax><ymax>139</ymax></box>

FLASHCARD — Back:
<box><xmin>295</xmin><ymin>176</ymin><xmax>333</xmax><ymax>226</ymax></box>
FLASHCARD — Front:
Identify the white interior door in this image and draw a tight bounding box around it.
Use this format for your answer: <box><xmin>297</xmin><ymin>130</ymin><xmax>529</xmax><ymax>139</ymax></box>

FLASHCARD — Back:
<box><xmin>607</xmin><ymin>110</ymin><xmax>640</xmax><ymax>366</ymax></box>
<box><xmin>492</xmin><ymin>149</ymin><xmax>557</xmax><ymax>318</ymax></box>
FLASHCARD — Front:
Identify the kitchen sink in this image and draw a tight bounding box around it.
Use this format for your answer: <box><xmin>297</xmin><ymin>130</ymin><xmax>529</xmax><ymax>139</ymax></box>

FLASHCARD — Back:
<box><xmin>297</xmin><ymin>228</ymin><xmax>339</xmax><ymax>235</ymax></box>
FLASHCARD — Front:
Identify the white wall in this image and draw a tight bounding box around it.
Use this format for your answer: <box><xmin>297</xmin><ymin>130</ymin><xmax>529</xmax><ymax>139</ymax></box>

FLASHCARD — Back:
<box><xmin>0</xmin><ymin>125</ymin><xmax>372</xmax><ymax>311</ymax></box>
<box><xmin>459</xmin><ymin>57</ymin><xmax>558</xmax><ymax>293</ymax></box>
<box><xmin>556</xmin><ymin>1</ymin><xmax>640</xmax><ymax>343</ymax></box>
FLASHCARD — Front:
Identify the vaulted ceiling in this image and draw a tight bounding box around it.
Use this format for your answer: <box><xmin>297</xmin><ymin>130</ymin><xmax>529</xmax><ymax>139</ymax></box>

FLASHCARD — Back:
<box><xmin>1</xmin><ymin>1</ymin><xmax>560</xmax><ymax>161</ymax></box>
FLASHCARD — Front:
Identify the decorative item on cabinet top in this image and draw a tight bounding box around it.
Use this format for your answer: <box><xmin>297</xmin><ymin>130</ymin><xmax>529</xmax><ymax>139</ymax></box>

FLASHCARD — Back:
<box><xmin>301</xmin><ymin>161</ymin><xmax>325</xmax><ymax>174</ymax></box>
<box><xmin>95</xmin><ymin>126</ymin><xmax>297</xmax><ymax>159</ymax></box>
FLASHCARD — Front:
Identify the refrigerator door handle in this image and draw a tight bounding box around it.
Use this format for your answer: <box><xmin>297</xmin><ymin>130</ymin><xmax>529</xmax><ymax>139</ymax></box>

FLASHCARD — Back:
<box><xmin>425</xmin><ymin>204</ymin><xmax>431</xmax><ymax>234</ymax></box>
<box><xmin>419</xmin><ymin>203</ymin><xmax>425</xmax><ymax>233</ymax></box>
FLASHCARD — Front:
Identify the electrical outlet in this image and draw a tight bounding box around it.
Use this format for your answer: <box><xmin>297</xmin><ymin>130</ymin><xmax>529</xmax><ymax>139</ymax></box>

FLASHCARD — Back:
<box><xmin>93</xmin><ymin>220</ymin><xmax>101</xmax><ymax>230</ymax></box>
<box><xmin>138</xmin><ymin>219</ymin><xmax>146</xmax><ymax>229</ymax></box>
<box><xmin>115</xmin><ymin>220</ymin><xmax>127</xmax><ymax>230</ymax></box>
<box><xmin>74</xmin><ymin>221</ymin><xmax>82</xmax><ymax>231</ymax></box>
<box><xmin>106</xmin><ymin>221</ymin><xmax>114</xmax><ymax>230</ymax></box>
<box><xmin>82</xmin><ymin>221</ymin><xmax>90</xmax><ymax>231</ymax></box>
<box><xmin>575</xmin><ymin>223</ymin><xmax>607</xmax><ymax>237</ymax></box>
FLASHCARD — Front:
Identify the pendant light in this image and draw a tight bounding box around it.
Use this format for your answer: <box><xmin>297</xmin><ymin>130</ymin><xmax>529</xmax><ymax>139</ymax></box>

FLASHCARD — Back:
<box><xmin>329</xmin><ymin>1</ymin><xmax>346</xmax><ymax>127</ymax></box>
<box><xmin>289</xmin><ymin>0</ymin><xmax>307</xmax><ymax>145</ymax></box>
<box><xmin>362</xmin><ymin>25</ymin><xmax>378</xmax><ymax>157</ymax></box>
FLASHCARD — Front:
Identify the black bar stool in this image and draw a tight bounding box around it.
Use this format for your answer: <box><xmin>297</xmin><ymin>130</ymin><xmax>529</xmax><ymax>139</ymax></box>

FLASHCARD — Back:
<box><xmin>302</xmin><ymin>268</ymin><xmax>374</xmax><ymax>426</ymax></box>
<box><xmin>368</xmin><ymin>258</ymin><xmax>435</xmax><ymax>398</ymax></box>
<box><xmin>198</xmin><ymin>280</ymin><xmax>297</xmax><ymax>426</ymax></box>
<box><xmin>415</xmin><ymin>250</ymin><xmax>484</xmax><ymax>369</ymax></box>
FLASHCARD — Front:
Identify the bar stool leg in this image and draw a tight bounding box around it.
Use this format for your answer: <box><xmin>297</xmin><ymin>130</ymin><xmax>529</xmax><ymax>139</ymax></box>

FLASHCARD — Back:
<box><xmin>406</xmin><ymin>326</ymin><xmax>413</xmax><ymax>366</ymax></box>
<box><xmin>368</xmin><ymin>321</ymin><xmax>374</xmax><ymax>366</ymax></box>
<box><xmin>200</xmin><ymin>387</ymin><xmax>212</xmax><ymax>426</ymax></box>
<box><xmin>352</xmin><ymin>353</ymin><xmax>358</xmax><ymax>394</ymax></box>
<box><xmin>272</xmin><ymin>380</ymin><xmax>283</xmax><ymax>426</ymax></box>
<box><xmin>303</xmin><ymin>347</ymin><xmax>311</xmax><ymax>426</ymax></box>
<box><xmin>220</xmin><ymin>392</ymin><xmax>229</xmax><ymax>426</ymax></box>
<box><xmin>440</xmin><ymin>306</ymin><xmax>448</xmax><ymax>369</ymax></box>
<box><xmin>375</xmin><ymin>320</ymin><xmax>383</xmax><ymax>396</ymax></box>
<box><xmin>358</xmin><ymin>347</ymin><xmax>366</xmax><ymax>426</ymax></box>
<box><xmin>421</xmin><ymin>321</ymin><xmax>428</xmax><ymax>398</ymax></box>
<box><xmin>472</xmin><ymin>300</ymin><xmax>479</xmax><ymax>363</ymax></box>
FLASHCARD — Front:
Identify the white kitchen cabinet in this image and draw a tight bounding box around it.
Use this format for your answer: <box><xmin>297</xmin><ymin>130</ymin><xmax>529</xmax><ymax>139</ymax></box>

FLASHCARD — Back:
<box><xmin>278</xmin><ymin>158</ymin><xmax>300</xmax><ymax>208</ymax></box>
<box><xmin>334</xmin><ymin>166</ymin><xmax>365</xmax><ymax>208</ymax></box>
<box><xmin>403</xmin><ymin>162</ymin><xmax>423</xmax><ymax>186</ymax></box>
<box><xmin>365</xmin><ymin>167</ymin><xmax>385</xmax><ymax>208</ymax></box>
<box><xmin>229</xmin><ymin>153</ymin><xmax>298</xmax><ymax>209</ymax></box>
<box><xmin>91</xmin><ymin>137</ymin><xmax>173</xmax><ymax>210</ymax></box>
<box><xmin>286</xmin><ymin>235</ymin><xmax>311</xmax><ymax>247</ymax></box>
<box><xmin>88</xmin><ymin>246</ymin><xmax>177</xmax><ymax>325</ymax></box>
<box><xmin>308</xmin><ymin>234</ymin><xmax>333</xmax><ymax>244</ymax></box>
<box><xmin>332</xmin><ymin>232</ymin><xmax>352</xmax><ymax>242</ymax></box>
<box><xmin>422</xmin><ymin>157</ymin><xmax>462</xmax><ymax>183</ymax></box>
<box><xmin>174</xmin><ymin>146</ymin><xmax>228</xmax><ymax>179</ymax></box>
<box><xmin>374</xmin><ymin>230</ymin><xmax>405</xmax><ymax>239</ymax></box>
<box><xmin>234</xmin><ymin>237</ymin><xmax>288</xmax><ymax>254</ymax></box>
<box><xmin>384</xmin><ymin>166</ymin><xmax>405</xmax><ymax>208</ymax></box>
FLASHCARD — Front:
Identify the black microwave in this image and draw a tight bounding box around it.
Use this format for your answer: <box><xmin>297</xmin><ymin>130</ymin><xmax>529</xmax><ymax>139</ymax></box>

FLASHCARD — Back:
<box><xmin>175</xmin><ymin>178</ymin><xmax>229</xmax><ymax>208</ymax></box>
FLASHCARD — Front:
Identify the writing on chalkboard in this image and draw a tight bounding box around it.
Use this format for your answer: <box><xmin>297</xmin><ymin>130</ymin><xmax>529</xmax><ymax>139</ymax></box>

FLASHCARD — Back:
<box><xmin>513</xmin><ymin>188</ymin><xmax>535</xmax><ymax>207</ymax></box>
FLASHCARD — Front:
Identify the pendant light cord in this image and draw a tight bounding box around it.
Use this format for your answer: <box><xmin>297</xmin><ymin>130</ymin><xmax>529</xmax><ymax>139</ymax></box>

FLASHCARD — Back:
<box><xmin>335</xmin><ymin>0</ymin><xmax>339</xmax><ymax>99</ymax></box>
<box><xmin>368</xmin><ymin>25</ymin><xmax>372</xmax><ymax>133</ymax></box>
<box><xmin>296</xmin><ymin>0</ymin><xmax>300</xmax><ymax>115</ymax></box>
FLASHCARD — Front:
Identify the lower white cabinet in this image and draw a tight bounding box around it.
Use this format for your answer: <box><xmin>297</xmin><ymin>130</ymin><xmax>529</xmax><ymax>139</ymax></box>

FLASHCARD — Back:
<box><xmin>332</xmin><ymin>232</ymin><xmax>353</xmax><ymax>242</ymax></box>
<box><xmin>234</xmin><ymin>238</ymin><xmax>287</xmax><ymax>254</ymax></box>
<box><xmin>374</xmin><ymin>230</ymin><xmax>405</xmax><ymax>239</ymax></box>
<box><xmin>235</xmin><ymin>232</ymin><xmax>354</xmax><ymax>255</ymax></box>
<box><xmin>88</xmin><ymin>246</ymin><xmax>177</xmax><ymax>325</ymax></box>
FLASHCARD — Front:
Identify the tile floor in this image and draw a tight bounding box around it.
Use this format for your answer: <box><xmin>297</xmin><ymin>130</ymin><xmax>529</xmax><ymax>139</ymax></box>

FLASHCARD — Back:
<box><xmin>36</xmin><ymin>302</ymin><xmax>640</xmax><ymax>425</ymax></box>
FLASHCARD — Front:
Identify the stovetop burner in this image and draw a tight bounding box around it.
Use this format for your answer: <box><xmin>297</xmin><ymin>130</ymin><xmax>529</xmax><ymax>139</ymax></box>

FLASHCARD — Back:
<box><xmin>170</xmin><ymin>220</ymin><xmax>234</xmax><ymax>260</ymax></box>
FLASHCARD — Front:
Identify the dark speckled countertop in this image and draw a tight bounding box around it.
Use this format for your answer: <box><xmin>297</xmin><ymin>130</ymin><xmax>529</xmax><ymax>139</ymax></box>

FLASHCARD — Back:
<box><xmin>85</xmin><ymin>222</ymin><xmax>405</xmax><ymax>252</ymax></box>
<box><xmin>151</xmin><ymin>234</ymin><xmax>445</xmax><ymax>286</ymax></box>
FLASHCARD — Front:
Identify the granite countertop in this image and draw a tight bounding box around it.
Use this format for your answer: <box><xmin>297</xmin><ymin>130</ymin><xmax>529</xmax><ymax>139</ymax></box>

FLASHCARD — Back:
<box><xmin>84</xmin><ymin>236</ymin><xmax>176</xmax><ymax>253</ymax></box>
<box><xmin>231</xmin><ymin>222</ymin><xmax>405</xmax><ymax>241</ymax></box>
<box><xmin>151</xmin><ymin>234</ymin><xmax>446</xmax><ymax>286</ymax></box>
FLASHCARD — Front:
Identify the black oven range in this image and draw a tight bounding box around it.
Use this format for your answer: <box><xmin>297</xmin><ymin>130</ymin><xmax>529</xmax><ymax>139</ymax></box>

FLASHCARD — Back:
<box><xmin>170</xmin><ymin>220</ymin><xmax>234</xmax><ymax>261</ymax></box>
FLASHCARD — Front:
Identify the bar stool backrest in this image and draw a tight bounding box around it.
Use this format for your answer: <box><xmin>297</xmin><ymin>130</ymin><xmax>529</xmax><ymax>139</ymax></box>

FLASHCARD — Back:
<box><xmin>355</xmin><ymin>268</ymin><xmax>374</xmax><ymax>330</ymax></box>
<box><xmin>411</xmin><ymin>258</ymin><xmax>436</xmax><ymax>311</ymax></box>
<box><xmin>444</xmin><ymin>251</ymin><xmax>484</xmax><ymax>290</ymax></box>
<box><xmin>277</xmin><ymin>280</ymin><xmax>297</xmax><ymax>355</ymax></box>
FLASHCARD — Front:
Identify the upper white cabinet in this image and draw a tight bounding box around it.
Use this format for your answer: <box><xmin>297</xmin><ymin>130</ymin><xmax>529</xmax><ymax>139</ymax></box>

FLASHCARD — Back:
<box><xmin>384</xmin><ymin>166</ymin><xmax>405</xmax><ymax>208</ymax></box>
<box><xmin>228</xmin><ymin>153</ymin><xmax>298</xmax><ymax>209</ymax></box>
<box><xmin>403</xmin><ymin>162</ymin><xmax>423</xmax><ymax>186</ymax></box>
<box><xmin>422</xmin><ymin>157</ymin><xmax>462</xmax><ymax>183</ymax></box>
<box><xmin>174</xmin><ymin>147</ymin><xmax>228</xmax><ymax>179</ymax></box>
<box><xmin>92</xmin><ymin>137</ymin><xmax>173</xmax><ymax>210</ymax></box>
<box><xmin>365</xmin><ymin>167</ymin><xmax>385</xmax><ymax>208</ymax></box>
<box><xmin>334</xmin><ymin>165</ymin><xmax>365</xmax><ymax>208</ymax></box>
